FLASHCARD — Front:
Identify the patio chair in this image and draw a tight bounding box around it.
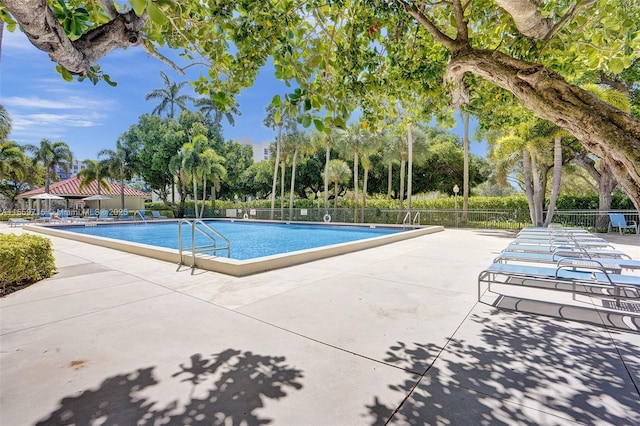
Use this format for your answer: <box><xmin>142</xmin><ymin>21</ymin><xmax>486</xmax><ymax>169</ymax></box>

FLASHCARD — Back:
<box><xmin>151</xmin><ymin>210</ymin><xmax>167</xmax><ymax>219</ymax></box>
<box><xmin>493</xmin><ymin>251</ymin><xmax>640</xmax><ymax>274</ymax></box>
<box><xmin>502</xmin><ymin>243</ymin><xmax>629</xmax><ymax>259</ymax></box>
<box><xmin>119</xmin><ymin>209</ymin><xmax>133</xmax><ymax>220</ymax></box>
<box><xmin>8</xmin><ymin>218</ymin><xmax>29</xmax><ymax>227</ymax></box>
<box><xmin>478</xmin><ymin>259</ymin><xmax>640</xmax><ymax>306</ymax></box>
<box><xmin>98</xmin><ymin>209</ymin><xmax>115</xmax><ymax>221</ymax></box>
<box><xmin>87</xmin><ymin>209</ymin><xmax>98</xmax><ymax>221</ymax></box>
<box><xmin>608</xmin><ymin>213</ymin><xmax>638</xmax><ymax>235</ymax></box>
<box><xmin>37</xmin><ymin>210</ymin><xmax>51</xmax><ymax>223</ymax></box>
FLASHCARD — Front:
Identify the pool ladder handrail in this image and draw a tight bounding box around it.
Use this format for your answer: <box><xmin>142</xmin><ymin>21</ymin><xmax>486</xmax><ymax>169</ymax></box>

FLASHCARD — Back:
<box><xmin>178</xmin><ymin>219</ymin><xmax>231</xmax><ymax>270</ymax></box>
<box><xmin>402</xmin><ymin>211</ymin><xmax>421</xmax><ymax>228</ymax></box>
<box><xmin>136</xmin><ymin>210</ymin><xmax>147</xmax><ymax>224</ymax></box>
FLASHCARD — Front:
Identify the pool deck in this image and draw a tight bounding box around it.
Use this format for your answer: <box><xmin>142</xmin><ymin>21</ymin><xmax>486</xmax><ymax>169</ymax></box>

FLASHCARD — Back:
<box><xmin>1</xmin><ymin>223</ymin><xmax>639</xmax><ymax>425</ymax></box>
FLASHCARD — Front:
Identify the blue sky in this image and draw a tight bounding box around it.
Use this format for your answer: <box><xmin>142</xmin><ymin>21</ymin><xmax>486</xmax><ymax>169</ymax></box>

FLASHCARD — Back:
<box><xmin>2</xmin><ymin>27</ymin><xmax>486</xmax><ymax>161</ymax></box>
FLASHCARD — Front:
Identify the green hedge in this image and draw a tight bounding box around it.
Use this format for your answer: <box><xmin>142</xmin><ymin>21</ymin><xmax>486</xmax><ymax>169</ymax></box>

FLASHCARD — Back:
<box><xmin>1</xmin><ymin>234</ymin><xmax>55</xmax><ymax>296</ymax></box>
<box><xmin>146</xmin><ymin>194</ymin><xmax>635</xmax><ymax>216</ymax></box>
<box><xmin>0</xmin><ymin>213</ymin><xmax>33</xmax><ymax>222</ymax></box>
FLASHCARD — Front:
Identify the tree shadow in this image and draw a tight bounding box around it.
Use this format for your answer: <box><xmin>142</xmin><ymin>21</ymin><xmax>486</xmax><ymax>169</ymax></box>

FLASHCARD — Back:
<box><xmin>36</xmin><ymin>349</ymin><xmax>303</xmax><ymax>425</ymax></box>
<box><xmin>367</xmin><ymin>310</ymin><xmax>640</xmax><ymax>425</ymax></box>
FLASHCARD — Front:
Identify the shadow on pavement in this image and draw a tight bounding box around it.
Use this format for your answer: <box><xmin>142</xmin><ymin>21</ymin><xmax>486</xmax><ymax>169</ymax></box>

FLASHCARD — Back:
<box><xmin>36</xmin><ymin>349</ymin><xmax>304</xmax><ymax>425</ymax></box>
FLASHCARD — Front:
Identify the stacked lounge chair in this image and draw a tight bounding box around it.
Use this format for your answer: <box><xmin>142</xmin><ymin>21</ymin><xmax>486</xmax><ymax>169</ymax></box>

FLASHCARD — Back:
<box><xmin>478</xmin><ymin>226</ymin><xmax>640</xmax><ymax>307</ymax></box>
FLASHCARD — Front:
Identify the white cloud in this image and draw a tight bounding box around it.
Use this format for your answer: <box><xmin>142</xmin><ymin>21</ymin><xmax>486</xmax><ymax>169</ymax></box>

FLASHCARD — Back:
<box><xmin>4</xmin><ymin>95</ymin><xmax>116</xmax><ymax>111</ymax></box>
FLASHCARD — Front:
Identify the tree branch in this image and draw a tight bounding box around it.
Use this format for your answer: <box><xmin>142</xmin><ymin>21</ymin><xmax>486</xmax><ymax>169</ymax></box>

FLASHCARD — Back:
<box><xmin>3</xmin><ymin>0</ymin><xmax>146</xmax><ymax>75</ymax></box>
<box><xmin>494</xmin><ymin>0</ymin><xmax>553</xmax><ymax>40</ymax></box>
<box><xmin>452</xmin><ymin>0</ymin><xmax>468</xmax><ymax>43</ymax></box>
<box><xmin>142</xmin><ymin>41</ymin><xmax>185</xmax><ymax>75</ymax></box>
<box><xmin>97</xmin><ymin>0</ymin><xmax>118</xmax><ymax>19</ymax></box>
<box><xmin>394</xmin><ymin>0</ymin><xmax>457</xmax><ymax>50</ymax></box>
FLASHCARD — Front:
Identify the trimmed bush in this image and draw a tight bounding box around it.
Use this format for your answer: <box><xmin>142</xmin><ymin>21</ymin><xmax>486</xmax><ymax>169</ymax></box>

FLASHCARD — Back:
<box><xmin>1</xmin><ymin>233</ymin><xmax>55</xmax><ymax>297</ymax></box>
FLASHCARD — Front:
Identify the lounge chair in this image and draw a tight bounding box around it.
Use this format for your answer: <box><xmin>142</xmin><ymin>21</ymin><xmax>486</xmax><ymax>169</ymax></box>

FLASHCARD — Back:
<box><xmin>151</xmin><ymin>210</ymin><xmax>167</xmax><ymax>219</ymax></box>
<box><xmin>87</xmin><ymin>209</ymin><xmax>98</xmax><ymax>221</ymax></box>
<box><xmin>502</xmin><ymin>243</ymin><xmax>629</xmax><ymax>258</ymax></box>
<box><xmin>37</xmin><ymin>210</ymin><xmax>51</xmax><ymax>223</ymax></box>
<box><xmin>493</xmin><ymin>251</ymin><xmax>640</xmax><ymax>274</ymax></box>
<box><xmin>608</xmin><ymin>213</ymin><xmax>638</xmax><ymax>235</ymax></box>
<box><xmin>478</xmin><ymin>259</ymin><xmax>640</xmax><ymax>306</ymax></box>
<box><xmin>8</xmin><ymin>218</ymin><xmax>29</xmax><ymax>227</ymax></box>
<box><xmin>119</xmin><ymin>209</ymin><xmax>133</xmax><ymax>220</ymax></box>
<box><xmin>98</xmin><ymin>210</ymin><xmax>115</xmax><ymax>221</ymax></box>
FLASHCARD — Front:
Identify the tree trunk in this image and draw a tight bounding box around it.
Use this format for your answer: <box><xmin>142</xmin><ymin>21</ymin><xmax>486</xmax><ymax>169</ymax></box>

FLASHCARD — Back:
<box><xmin>543</xmin><ymin>137</ymin><xmax>563</xmax><ymax>226</ymax></box>
<box><xmin>333</xmin><ymin>178</ymin><xmax>339</xmax><ymax>217</ymax></box>
<box><xmin>120</xmin><ymin>178</ymin><xmax>126</xmax><ymax>210</ymax></box>
<box><xmin>387</xmin><ymin>162</ymin><xmax>393</xmax><ymax>199</ymax></box>
<box><xmin>361</xmin><ymin>167</ymin><xmax>369</xmax><ymax>223</ymax></box>
<box><xmin>280</xmin><ymin>158</ymin><xmax>286</xmax><ymax>219</ymax></box>
<box><xmin>289</xmin><ymin>149</ymin><xmax>298</xmax><ymax>221</ymax></box>
<box><xmin>462</xmin><ymin>110</ymin><xmax>469</xmax><ymax>221</ymax></box>
<box><xmin>353</xmin><ymin>152</ymin><xmax>359</xmax><ymax>223</ymax></box>
<box><xmin>398</xmin><ymin>156</ymin><xmax>406</xmax><ymax>209</ymax></box>
<box><xmin>324</xmin><ymin>144</ymin><xmax>330</xmax><ymax>210</ymax></box>
<box><xmin>192</xmin><ymin>174</ymin><xmax>198</xmax><ymax>218</ymax></box>
<box><xmin>531</xmin><ymin>155</ymin><xmax>543</xmax><ymax>227</ymax></box>
<box><xmin>406</xmin><ymin>124</ymin><xmax>413</xmax><ymax>212</ymax></box>
<box><xmin>446</xmin><ymin>49</ymin><xmax>640</xmax><ymax>211</ymax></box>
<box><xmin>522</xmin><ymin>149</ymin><xmax>537</xmax><ymax>226</ymax></box>
<box><xmin>270</xmin><ymin>123</ymin><xmax>282</xmax><ymax>220</ymax></box>
<box><xmin>200</xmin><ymin>175</ymin><xmax>207</xmax><ymax>218</ymax></box>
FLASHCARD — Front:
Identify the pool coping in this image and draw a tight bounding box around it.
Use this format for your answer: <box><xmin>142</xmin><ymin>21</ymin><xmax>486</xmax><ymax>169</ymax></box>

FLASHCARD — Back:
<box><xmin>24</xmin><ymin>221</ymin><xmax>444</xmax><ymax>276</ymax></box>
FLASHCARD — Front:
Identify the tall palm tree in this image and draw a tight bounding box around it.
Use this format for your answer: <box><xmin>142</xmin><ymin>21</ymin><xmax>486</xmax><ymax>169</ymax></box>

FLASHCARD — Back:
<box><xmin>78</xmin><ymin>159</ymin><xmax>111</xmax><ymax>210</ymax></box>
<box><xmin>24</xmin><ymin>139</ymin><xmax>73</xmax><ymax>194</ymax></box>
<box><xmin>327</xmin><ymin>159</ymin><xmax>351</xmax><ymax>218</ymax></box>
<box><xmin>0</xmin><ymin>104</ymin><xmax>12</xmax><ymax>140</ymax></box>
<box><xmin>0</xmin><ymin>141</ymin><xmax>26</xmax><ymax>181</ymax></box>
<box><xmin>282</xmin><ymin>131</ymin><xmax>314</xmax><ymax>220</ymax></box>
<box><xmin>195</xmin><ymin>97</ymin><xmax>241</xmax><ymax>128</ymax></box>
<box><xmin>98</xmin><ymin>138</ymin><xmax>140</xmax><ymax>210</ymax></box>
<box><xmin>337</xmin><ymin>123</ymin><xmax>376</xmax><ymax>223</ymax></box>
<box><xmin>145</xmin><ymin>71</ymin><xmax>195</xmax><ymax>119</ymax></box>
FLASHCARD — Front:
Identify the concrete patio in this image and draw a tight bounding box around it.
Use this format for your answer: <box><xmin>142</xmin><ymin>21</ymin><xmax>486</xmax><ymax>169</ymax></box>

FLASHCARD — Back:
<box><xmin>1</xmin><ymin>224</ymin><xmax>639</xmax><ymax>425</ymax></box>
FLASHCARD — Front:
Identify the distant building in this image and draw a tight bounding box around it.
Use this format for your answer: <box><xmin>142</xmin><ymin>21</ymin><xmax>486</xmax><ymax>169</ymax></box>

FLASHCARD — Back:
<box><xmin>236</xmin><ymin>137</ymin><xmax>272</xmax><ymax>163</ymax></box>
<box><xmin>56</xmin><ymin>160</ymin><xmax>87</xmax><ymax>179</ymax></box>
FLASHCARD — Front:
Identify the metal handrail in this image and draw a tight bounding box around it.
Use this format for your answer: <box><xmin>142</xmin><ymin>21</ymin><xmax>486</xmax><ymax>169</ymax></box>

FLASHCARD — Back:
<box><xmin>402</xmin><ymin>212</ymin><xmax>410</xmax><ymax>226</ymax></box>
<box><xmin>178</xmin><ymin>219</ymin><xmax>231</xmax><ymax>270</ymax></box>
<box><xmin>413</xmin><ymin>212</ymin><xmax>420</xmax><ymax>225</ymax></box>
<box><xmin>136</xmin><ymin>210</ymin><xmax>147</xmax><ymax>224</ymax></box>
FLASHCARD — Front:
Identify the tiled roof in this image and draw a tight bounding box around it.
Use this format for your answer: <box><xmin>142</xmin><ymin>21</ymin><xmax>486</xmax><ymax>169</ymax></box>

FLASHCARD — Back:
<box><xmin>18</xmin><ymin>176</ymin><xmax>149</xmax><ymax>198</ymax></box>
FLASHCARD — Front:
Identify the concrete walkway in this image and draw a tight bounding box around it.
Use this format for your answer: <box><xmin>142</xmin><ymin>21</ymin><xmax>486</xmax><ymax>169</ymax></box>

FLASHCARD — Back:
<box><xmin>1</xmin><ymin>224</ymin><xmax>639</xmax><ymax>425</ymax></box>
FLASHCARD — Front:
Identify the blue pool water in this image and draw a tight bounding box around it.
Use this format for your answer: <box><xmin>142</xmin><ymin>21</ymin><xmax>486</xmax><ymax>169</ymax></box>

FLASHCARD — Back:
<box><xmin>58</xmin><ymin>221</ymin><xmax>405</xmax><ymax>260</ymax></box>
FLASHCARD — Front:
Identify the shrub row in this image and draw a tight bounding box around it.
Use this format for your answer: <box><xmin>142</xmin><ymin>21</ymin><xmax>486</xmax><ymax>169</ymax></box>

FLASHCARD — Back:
<box><xmin>147</xmin><ymin>195</ymin><xmax>634</xmax><ymax>214</ymax></box>
<box><xmin>0</xmin><ymin>234</ymin><xmax>55</xmax><ymax>297</ymax></box>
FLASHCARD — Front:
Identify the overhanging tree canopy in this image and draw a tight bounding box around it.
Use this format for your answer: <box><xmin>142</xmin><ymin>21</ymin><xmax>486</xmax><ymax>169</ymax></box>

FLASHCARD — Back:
<box><xmin>2</xmin><ymin>0</ymin><xmax>639</xmax><ymax>209</ymax></box>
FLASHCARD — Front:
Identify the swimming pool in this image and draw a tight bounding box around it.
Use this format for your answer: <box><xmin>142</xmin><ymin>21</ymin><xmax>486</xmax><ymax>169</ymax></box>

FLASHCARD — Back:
<box><xmin>56</xmin><ymin>221</ymin><xmax>405</xmax><ymax>260</ymax></box>
<box><xmin>28</xmin><ymin>220</ymin><xmax>444</xmax><ymax>276</ymax></box>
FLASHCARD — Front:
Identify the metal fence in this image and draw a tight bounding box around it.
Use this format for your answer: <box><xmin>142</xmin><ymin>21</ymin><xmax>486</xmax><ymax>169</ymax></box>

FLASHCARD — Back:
<box><xmin>186</xmin><ymin>207</ymin><xmax>639</xmax><ymax>232</ymax></box>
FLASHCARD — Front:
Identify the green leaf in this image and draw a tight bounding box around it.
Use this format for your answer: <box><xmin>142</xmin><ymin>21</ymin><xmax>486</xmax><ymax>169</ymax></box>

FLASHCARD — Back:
<box><xmin>301</xmin><ymin>115</ymin><xmax>311</xmax><ymax>128</ymax></box>
<box><xmin>271</xmin><ymin>94</ymin><xmax>282</xmax><ymax>107</ymax></box>
<box><xmin>55</xmin><ymin>65</ymin><xmax>74</xmax><ymax>82</ymax></box>
<box><xmin>103</xmin><ymin>74</ymin><xmax>118</xmax><ymax>87</ymax></box>
<box><xmin>609</xmin><ymin>58</ymin><xmax>624</xmax><ymax>74</ymax></box>
<box><xmin>304</xmin><ymin>98</ymin><xmax>311</xmax><ymax>111</ymax></box>
<box><xmin>313</xmin><ymin>118</ymin><xmax>325</xmax><ymax>132</ymax></box>
<box><xmin>147</xmin><ymin>2</ymin><xmax>167</xmax><ymax>25</ymax></box>
<box><xmin>130</xmin><ymin>0</ymin><xmax>147</xmax><ymax>16</ymax></box>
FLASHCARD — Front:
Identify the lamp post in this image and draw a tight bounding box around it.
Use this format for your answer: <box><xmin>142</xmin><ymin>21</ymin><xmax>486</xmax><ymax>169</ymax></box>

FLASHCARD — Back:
<box><xmin>453</xmin><ymin>184</ymin><xmax>459</xmax><ymax>227</ymax></box>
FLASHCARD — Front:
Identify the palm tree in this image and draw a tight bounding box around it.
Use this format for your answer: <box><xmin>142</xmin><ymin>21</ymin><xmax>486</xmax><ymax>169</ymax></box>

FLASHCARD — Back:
<box><xmin>145</xmin><ymin>71</ymin><xmax>195</xmax><ymax>118</ymax></box>
<box><xmin>195</xmin><ymin>97</ymin><xmax>241</xmax><ymax>128</ymax></box>
<box><xmin>78</xmin><ymin>159</ymin><xmax>111</xmax><ymax>210</ymax></box>
<box><xmin>25</xmin><ymin>139</ymin><xmax>73</xmax><ymax>194</ymax></box>
<box><xmin>0</xmin><ymin>104</ymin><xmax>12</xmax><ymax>140</ymax></box>
<box><xmin>180</xmin><ymin>140</ymin><xmax>204</xmax><ymax>218</ymax></box>
<box><xmin>327</xmin><ymin>159</ymin><xmax>351</xmax><ymax>218</ymax></box>
<box><xmin>98</xmin><ymin>138</ymin><xmax>140</xmax><ymax>210</ymax></box>
<box><xmin>0</xmin><ymin>141</ymin><xmax>26</xmax><ymax>181</ymax></box>
<box><xmin>199</xmin><ymin>148</ymin><xmax>227</xmax><ymax>218</ymax></box>
<box><xmin>263</xmin><ymin>101</ymin><xmax>297</xmax><ymax>219</ymax></box>
<box><xmin>337</xmin><ymin>123</ymin><xmax>377</xmax><ymax>223</ymax></box>
<box><xmin>282</xmin><ymin>131</ymin><xmax>314</xmax><ymax>220</ymax></box>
